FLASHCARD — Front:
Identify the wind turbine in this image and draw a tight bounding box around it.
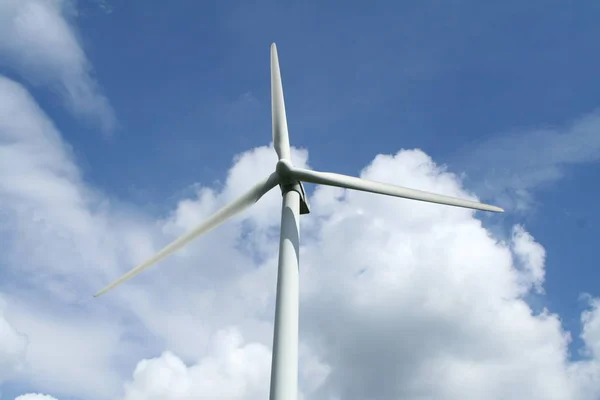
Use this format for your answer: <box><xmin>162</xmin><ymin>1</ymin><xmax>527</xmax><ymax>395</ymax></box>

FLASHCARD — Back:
<box><xmin>94</xmin><ymin>43</ymin><xmax>504</xmax><ymax>400</ymax></box>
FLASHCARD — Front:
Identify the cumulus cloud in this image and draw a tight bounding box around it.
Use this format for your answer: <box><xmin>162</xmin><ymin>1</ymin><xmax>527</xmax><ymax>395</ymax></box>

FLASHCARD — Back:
<box><xmin>0</xmin><ymin>0</ymin><xmax>116</xmax><ymax>133</ymax></box>
<box><xmin>113</xmin><ymin>148</ymin><xmax>600</xmax><ymax>400</ymax></box>
<box><xmin>568</xmin><ymin>298</ymin><xmax>600</xmax><ymax>400</ymax></box>
<box><xmin>106</xmin><ymin>146</ymin><xmax>310</xmax><ymax>364</ymax></box>
<box><xmin>511</xmin><ymin>224</ymin><xmax>546</xmax><ymax>294</ymax></box>
<box><xmin>123</xmin><ymin>328</ymin><xmax>272</xmax><ymax>400</ymax></box>
<box><xmin>299</xmin><ymin>150</ymin><xmax>574</xmax><ymax>399</ymax></box>
<box><xmin>121</xmin><ymin>329</ymin><xmax>331</xmax><ymax>400</ymax></box>
<box><xmin>581</xmin><ymin>298</ymin><xmax>600</xmax><ymax>358</ymax></box>
<box><xmin>3</xmin><ymin>69</ymin><xmax>600</xmax><ymax>399</ymax></box>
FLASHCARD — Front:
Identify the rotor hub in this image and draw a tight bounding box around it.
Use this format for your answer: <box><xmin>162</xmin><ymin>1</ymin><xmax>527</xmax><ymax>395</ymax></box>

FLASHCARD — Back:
<box><xmin>275</xmin><ymin>158</ymin><xmax>294</xmax><ymax>179</ymax></box>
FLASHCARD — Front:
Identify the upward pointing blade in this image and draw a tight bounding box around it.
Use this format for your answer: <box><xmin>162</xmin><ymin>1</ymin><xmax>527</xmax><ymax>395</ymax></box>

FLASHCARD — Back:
<box><xmin>94</xmin><ymin>172</ymin><xmax>280</xmax><ymax>297</ymax></box>
<box><xmin>271</xmin><ymin>43</ymin><xmax>291</xmax><ymax>160</ymax></box>
<box><xmin>290</xmin><ymin>167</ymin><xmax>504</xmax><ymax>213</ymax></box>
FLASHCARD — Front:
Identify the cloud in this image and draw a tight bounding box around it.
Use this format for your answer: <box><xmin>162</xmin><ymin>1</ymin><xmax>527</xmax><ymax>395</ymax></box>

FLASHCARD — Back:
<box><xmin>4</xmin><ymin>297</ymin><xmax>124</xmax><ymax>399</ymax></box>
<box><xmin>455</xmin><ymin>109</ymin><xmax>600</xmax><ymax>211</ymax></box>
<box><xmin>0</xmin><ymin>295</ymin><xmax>28</xmax><ymax>383</ymax></box>
<box><xmin>0</xmin><ymin>75</ymin><xmax>119</xmax><ymax>295</ymax></box>
<box><xmin>15</xmin><ymin>394</ymin><xmax>59</xmax><ymax>400</ymax></box>
<box><xmin>121</xmin><ymin>328</ymin><xmax>331</xmax><ymax>400</ymax></box>
<box><xmin>568</xmin><ymin>298</ymin><xmax>600</xmax><ymax>400</ymax></box>
<box><xmin>109</xmin><ymin>144</ymin><xmax>310</xmax><ymax>362</ymax></box>
<box><xmin>112</xmin><ymin>148</ymin><xmax>600</xmax><ymax>400</ymax></box>
<box><xmin>2</xmin><ymin>71</ymin><xmax>600</xmax><ymax>399</ymax></box>
<box><xmin>511</xmin><ymin>224</ymin><xmax>546</xmax><ymax>294</ymax></box>
<box><xmin>581</xmin><ymin>298</ymin><xmax>600</xmax><ymax>358</ymax></box>
<box><xmin>0</xmin><ymin>75</ymin><xmax>139</xmax><ymax>399</ymax></box>
<box><xmin>122</xmin><ymin>328</ymin><xmax>272</xmax><ymax>400</ymax></box>
<box><xmin>299</xmin><ymin>150</ymin><xmax>575</xmax><ymax>399</ymax></box>
<box><xmin>0</xmin><ymin>73</ymin><xmax>296</xmax><ymax>398</ymax></box>
<box><xmin>0</xmin><ymin>0</ymin><xmax>116</xmax><ymax>133</ymax></box>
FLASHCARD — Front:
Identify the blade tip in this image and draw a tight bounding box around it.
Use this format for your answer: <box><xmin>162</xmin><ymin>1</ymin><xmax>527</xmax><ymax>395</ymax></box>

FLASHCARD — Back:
<box><xmin>490</xmin><ymin>205</ymin><xmax>505</xmax><ymax>213</ymax></box>
<box><xmin>93</xmin><ymin>286</ymin><xmax>111</xmax><ymax>297</ymax></box>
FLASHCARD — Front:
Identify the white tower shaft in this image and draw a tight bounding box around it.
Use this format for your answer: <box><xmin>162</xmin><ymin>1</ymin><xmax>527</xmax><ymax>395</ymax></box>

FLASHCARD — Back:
<box><xmin>269</xmin><ymin>189</ymin><xmax>301</xmax><ymax>400</ymax></box>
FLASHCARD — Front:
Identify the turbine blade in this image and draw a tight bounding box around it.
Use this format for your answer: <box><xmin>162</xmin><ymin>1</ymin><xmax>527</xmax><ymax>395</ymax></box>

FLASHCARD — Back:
<box><xmin>290</xmin><ymin>167</ymin><xmax>504</xmax><ymax>213</ymax></box>
<box><xmin>271</xmin><ymin>43</ymin><xmax>291</xmax><ymax>160</ymax></box>
<box><xmin>94</xmin><ymin>172</ymin><xmax>280</xmax><ymax>297</ymax></box>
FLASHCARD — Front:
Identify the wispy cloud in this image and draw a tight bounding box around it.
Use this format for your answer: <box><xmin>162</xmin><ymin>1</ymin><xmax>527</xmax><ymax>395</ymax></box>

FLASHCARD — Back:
<box><xmin>0</xmin><ymin>0</ymin><xmax>116</xmax><ymax>133</ymax></box>
<box><xmin>455</xmin><ymin>109</ymin><xmax>600</xmax><ymax>212</ymax></box>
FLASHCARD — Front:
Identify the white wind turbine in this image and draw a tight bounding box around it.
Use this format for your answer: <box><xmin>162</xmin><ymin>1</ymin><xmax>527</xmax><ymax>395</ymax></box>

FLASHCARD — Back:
<box><xmin>95</xmin><ymin>43</ymin><xmax>504</xmax><ymax>400</ymax></box>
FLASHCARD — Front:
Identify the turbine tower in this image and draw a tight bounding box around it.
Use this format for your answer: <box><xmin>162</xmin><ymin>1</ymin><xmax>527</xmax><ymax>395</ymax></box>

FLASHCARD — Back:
<box><xmin>94</xmin><ymin>43</ymin><xmax>504</xmax><ymax>400</ymax></box>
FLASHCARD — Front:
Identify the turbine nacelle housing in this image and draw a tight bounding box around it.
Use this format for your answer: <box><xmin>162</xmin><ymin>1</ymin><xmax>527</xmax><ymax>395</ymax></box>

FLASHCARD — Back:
<box><xmin>276</xmin><ymin>159</ymin><xmax>310</xmax><ymax>215</ymax></box>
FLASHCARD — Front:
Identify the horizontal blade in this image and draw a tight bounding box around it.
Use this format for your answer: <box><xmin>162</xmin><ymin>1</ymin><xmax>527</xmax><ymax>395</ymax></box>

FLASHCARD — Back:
<box><xmin>94</xmin><ymin>172</ymin><xmax>280</xmax><ymax>297</ymax></box>
<box><xmin>271</xmin><ymin>43</ymin><xmax>291</xmax><ymax>160</ymax></box>
<box><xmin>290</xmin><ymin>167</ymin><xmax>504</xmax><ymax>213</ymax></box>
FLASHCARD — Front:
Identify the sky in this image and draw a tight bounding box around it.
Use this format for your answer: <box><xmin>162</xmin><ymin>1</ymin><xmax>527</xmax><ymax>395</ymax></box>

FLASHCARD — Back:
<box><xmin>1</xmin><ymin>0</ymin><xmax>600</xmax><ymax>399</ymax></box>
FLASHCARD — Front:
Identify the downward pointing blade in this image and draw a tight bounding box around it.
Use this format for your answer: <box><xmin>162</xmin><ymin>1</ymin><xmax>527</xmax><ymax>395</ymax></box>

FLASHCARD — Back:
<box><xmin>94</xmin><ymin>173</ymin><xmax>280</xmax><ymax>297</ymax></box>
<box><xmin>271</xmin><ymin>43</ymin><xmax>291</xmax><ymax>160</ymax></box>
<box><xmin>290</xmin><ymin>167</ymin><xmax>504</xmax><ymax>213</ymax></box>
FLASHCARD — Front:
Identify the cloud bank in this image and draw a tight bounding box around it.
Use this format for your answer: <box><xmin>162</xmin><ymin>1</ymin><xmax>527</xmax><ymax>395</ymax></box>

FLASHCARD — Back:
<box><xmin>2</xmin><ymin>74</ymin><xmax>600</xmax><ymax>399</ymax></box>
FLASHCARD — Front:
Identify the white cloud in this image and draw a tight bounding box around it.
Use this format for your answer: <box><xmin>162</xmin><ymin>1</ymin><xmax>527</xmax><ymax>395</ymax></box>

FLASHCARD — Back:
<box><xmin>299</xmin><ymin>150</ymin><xmax>576</xmax><ymax>399</ymax></box>
<box><xmin>121</xmin><ymin>328</ymin><xmax>330</xmax><ymax>400</ymax></box>
<box><xmin>4</xmin><ymin>297</ymin><xmax>124</xmax><ymax>399</ymax></box>
<box><xmin>123</xmin><ymin>328</ymin><xmax>272</xmax><ymax>400</ymax></box>
<box><xmin>511</xmin><ymin>224</ymin><xmax>546</xmax><ymax>294</ymax></box>
<box><xmin>0</xmin><ymin>295</ymin><xmax>28</xmax><ymax>383</ymax></box>
<box><xmin>0</xmin><ymin>75</ymin><xmax>140</xmax><ymax>399</ymax></box>
<box><xmin>0</xmin><ymin>73</ymin><xmax>282</xmax><ymax>398</ymax></box>
<box><xmin>15</xmin><ymin>394</ymin><xmax>59</xmax><ymax>400</ymax></box>
<box><xmin>568</xmin><ymin>298</ymin><xmax>600</xmax><ymax>400</ymax></box>
<box><xmin>109</xmin><ymin>144</ymin><xmax>309</xmax><ymax>362</ymax></box>
<box><xmin>0</xmin><ymin>0</ymin><xmax>116</xmax><ymax>133</ymax></box>
<box><xmin>581</xmin><ymin>298</ymin><xmax>600</xmax><ymax>358</ymax></box>
<box><xmin>115</xmin><ymin>148</ymin><xmax>600</xmax><ymax>400</ymax></box>
<box><xmin>2</xmin><ymin>71</ymin><xmax>600</xmax><ymax>399</ymax></box>
<box><xmin>0</xmin><ymin>75</ymin><xmax>120</xmax><ymax>296</ymax></box>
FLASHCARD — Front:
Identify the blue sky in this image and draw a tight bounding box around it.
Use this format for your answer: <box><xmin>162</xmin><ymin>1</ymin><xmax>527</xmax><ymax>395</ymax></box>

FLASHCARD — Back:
<box><xmin>2</xmin><ymin>1</ymin><xmax>600</xmax><ymax>399</ymax></box>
